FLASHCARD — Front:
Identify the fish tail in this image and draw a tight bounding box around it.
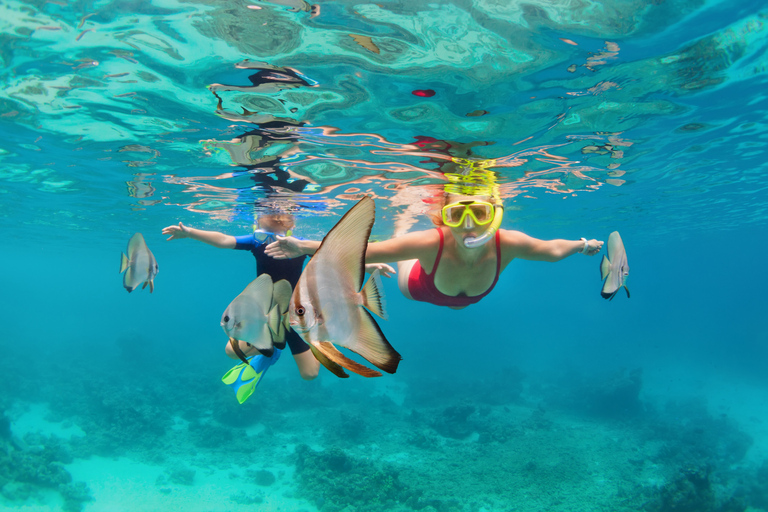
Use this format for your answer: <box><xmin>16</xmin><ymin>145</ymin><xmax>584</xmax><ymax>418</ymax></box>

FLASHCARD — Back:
<box><xmin>313</xmin><ymin>341</ymin><xmax>382</xmax><ymax>378</ymax></box>
<box><xmin>120</xmin><ymin>252</ymin><xmax>129</xmax><ymax>273</ymax></box>
<box><xmin>267</xmin><ymin>304</ymin><xmax>280</xmax><ymax>337</ymax></box>
<box><xmin>309</xmin><ymin>344</ymin><xmax>350</xmax><ymax>378</ymax></box>
<box><xmin>267</xmin><ymin>304</ymin><xmax>286</xmax><ymax>349</ymax></box>
<box><xmin>271</xmin><ymin>279</ymin><xmax>292</xmax><ymax>350</ymax></box>
<box><xmin>600</xmin><ymin>254</ymin><xmax>611</xmax><ymax>280</ymax></box>
<box><xmin>360</xmin><ymin>269</ymin><xmax>387</xmax><ymax>320</ymax></box>
<box><xmin>353</xmin><ymin>309</ymin><xmax>401</xmax><ymax>374</ymax></box>
<box><xmin>272</xmin><ymin>279</ymin><xmax>292</xmax><ymax>315</ymax></box>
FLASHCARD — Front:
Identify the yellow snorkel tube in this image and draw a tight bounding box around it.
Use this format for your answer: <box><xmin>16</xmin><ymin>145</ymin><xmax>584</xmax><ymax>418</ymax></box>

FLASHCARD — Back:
<box><xmin>445</xmin><ymin>160</ymin><xmax>503</xmax><ymax>249</ymax></box>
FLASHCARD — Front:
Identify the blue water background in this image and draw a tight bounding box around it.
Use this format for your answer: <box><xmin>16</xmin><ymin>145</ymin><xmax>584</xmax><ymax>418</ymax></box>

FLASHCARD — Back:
<box><xmin>1</xmin><ymin>0</ymin><xmax>768</xmax><ymax>510</ymax></box>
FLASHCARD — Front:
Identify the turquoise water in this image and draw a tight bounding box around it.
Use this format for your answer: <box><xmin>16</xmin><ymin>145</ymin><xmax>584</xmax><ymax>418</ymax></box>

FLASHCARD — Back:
<box><xmin>2</xmin><ymin>0</ymin><xmax>768</xmax><ymax>511</ymax></box>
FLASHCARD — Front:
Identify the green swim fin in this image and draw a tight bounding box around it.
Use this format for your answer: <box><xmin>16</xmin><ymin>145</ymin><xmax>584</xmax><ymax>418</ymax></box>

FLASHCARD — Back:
<box><xmin>221</xmin><ymin>349</ymin><xmax>282</xmax><ymax>404</ymax></box>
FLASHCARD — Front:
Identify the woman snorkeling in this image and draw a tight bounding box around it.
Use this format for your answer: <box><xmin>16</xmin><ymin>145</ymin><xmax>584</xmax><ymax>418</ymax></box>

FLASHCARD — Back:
<box><xmin>265</xmin><ymin>173</ymin><xmax>603</xmax><ymax>309</ymax></box>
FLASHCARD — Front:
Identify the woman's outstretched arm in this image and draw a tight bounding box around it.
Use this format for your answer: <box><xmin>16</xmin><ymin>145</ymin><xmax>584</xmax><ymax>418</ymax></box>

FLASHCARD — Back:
<box><xmin>501</xmin><ymin>230</ymin><xmax>603</xmax><ymax>262</ymax></box>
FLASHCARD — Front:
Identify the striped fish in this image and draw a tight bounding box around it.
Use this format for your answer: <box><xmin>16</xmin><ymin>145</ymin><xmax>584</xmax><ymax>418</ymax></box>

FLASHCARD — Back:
<box><xmin>289</xmin><ymin>196</ymin><xmax>401</xmax><ymax>378</ymax></box>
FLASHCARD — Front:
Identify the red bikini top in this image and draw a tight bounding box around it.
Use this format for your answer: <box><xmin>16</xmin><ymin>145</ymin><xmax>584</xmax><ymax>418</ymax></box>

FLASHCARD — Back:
<box><xmin>408</xmin><ymin>228</ymin><xmax>501</xmax><ymax>307</ymax></box>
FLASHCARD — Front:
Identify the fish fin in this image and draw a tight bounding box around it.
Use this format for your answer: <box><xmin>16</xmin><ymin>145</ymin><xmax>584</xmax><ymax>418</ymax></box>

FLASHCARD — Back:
<box><xmin>256</xmin><ymin>322</ymin><xmax>276</xmax><ymax>354</ymax></box>
<box><xmin>120</xmin><ymin>252</ymin><xmax>129</xmax><ymax>273</ymax></box>
<box><xmin>625</xmin><ymin>285</ymin><xmax>630</xmax><ymax>298</ymax></box>
<box><xmin>229</xmin><ymin>337</ymin><xmax>251</xmax><ymax>365</ymax></box>
<box><xmin>309</xmin><ymin>344</ymin><xmax>350</xmax><ymax>378</ymax></box>
<box><xmin>123</xmin><ymin>265</ymin><xmax>135</xmax><ymax>291</ymax></box>
<box><xmin>141</xmin><ymin>281</ymin><xmax>148</xmax><ymax>290</ymax></box>
<box><xmin>313</xmin><ymin>341</ymin><xmax>382</xmax><ymax>378</ymax></box>
<box><xmin>149</xmin><ymin>279</ymin><xmax>154</xmax><ymax>293</ymax></box>
<box><xmin>600</xmin><ymin>254</ymin><xmax>611</xmax><ymax>280</ymax></box>
<box><xmin>267</xmin><ymin>304</ymin><xmax>281</xmax><ymax>339</ymax></box>
<box><xmin>257</xmin><ymin>344</ymin><xmax>275</xmax><ymax>358</ymax></box>
<box><xmin>360</xmin><ymin>269</ymin><xmax>387</xmax><ymax>320</ymax></box>
<box><xmin>272</xmin><ymin>279</ymin><xmax>292</xmax><ymax>315</ymax></box>
<box><xmin>271</xmin><ymin>279</ymin><xmax>291</xmax><ymax>350</ymax></box>
<box><xmin>274</xmin><ymin>324</ymin><xmax>287</xmax><ymax>350</ymax></box>
<box><xmin>282</xmin><ymin>312</ymin><xmax>291</xmax><ymax>332</ymax></box>
<box><xmin>351</xmin><ymin>308</ymin><xmax>401</xmax><ymax>374</ymax></box>
<box><xmin>127</xmin><ymin>233</ymin><xmax>147</xmax><ymax>254</ymax></box>
<box><xmin>267</xmin><ymin>305</ymin><xmax>287</xmax><ymax>349</ymax></box>
<box><xmin>313</xmin><ymin>196</ymin><xmax>374</xmax><ymax>293</ymax></box>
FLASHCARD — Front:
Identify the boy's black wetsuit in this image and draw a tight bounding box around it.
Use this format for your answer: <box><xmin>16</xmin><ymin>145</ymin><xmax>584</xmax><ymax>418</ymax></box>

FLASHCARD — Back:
<box><xmin>234</xmin><ymin>234</ymin><xmax>309</xmax><ymax>355</ymax></box>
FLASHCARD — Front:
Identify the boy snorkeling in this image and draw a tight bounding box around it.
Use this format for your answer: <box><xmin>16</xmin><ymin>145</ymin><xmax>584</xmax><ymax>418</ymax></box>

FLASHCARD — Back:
<box><xmin>162</xmin><ymin>214</ymin><xmax>321</xmax><ymax>386</ymax></box>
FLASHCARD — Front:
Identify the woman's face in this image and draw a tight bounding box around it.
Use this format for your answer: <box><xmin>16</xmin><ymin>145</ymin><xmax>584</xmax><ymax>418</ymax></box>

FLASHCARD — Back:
<box><xmin>443</xmin><ymin>194</ymin><xmax>494</xmax><ymax>245</ymax></box>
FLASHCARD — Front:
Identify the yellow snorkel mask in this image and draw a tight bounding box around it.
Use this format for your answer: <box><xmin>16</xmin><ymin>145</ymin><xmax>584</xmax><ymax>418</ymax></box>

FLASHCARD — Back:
<box><xmin>441</xmin><ymin>200</ymin><xmax>495</xmax><ymax>227</ymax></box>
<box><xmin>443</xmin><ymin>161</ymin><xmax>504</xmax><ymax>249</ymax></box>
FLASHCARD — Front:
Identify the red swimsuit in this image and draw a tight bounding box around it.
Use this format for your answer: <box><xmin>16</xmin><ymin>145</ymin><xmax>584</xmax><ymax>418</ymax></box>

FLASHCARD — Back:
<box><xmin>407</xmin><ymin>228</ymin><xmax>502</xmax><ymax>307</ymax></box>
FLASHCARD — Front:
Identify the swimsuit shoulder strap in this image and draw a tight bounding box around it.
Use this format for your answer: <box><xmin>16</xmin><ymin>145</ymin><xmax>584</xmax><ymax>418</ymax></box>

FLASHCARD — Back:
<box><xmin>490</xmin><ymin>229</ymin><xmax>502</xmax><ymax>285</ymax></box>
<box><xmin>427</xmin><ymin>227</ymin><xmax>444</xmax><ymax>277</ymax></box>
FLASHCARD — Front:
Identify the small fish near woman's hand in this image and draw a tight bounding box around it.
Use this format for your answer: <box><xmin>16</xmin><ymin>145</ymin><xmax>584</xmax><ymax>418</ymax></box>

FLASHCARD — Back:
<box><xmin>600</xmin><ymin>231</ymin><xmax>629</xmax><ymax>300</ymax></box>
<box><xmin>119</xmin><ymin>233</ymin><xmax>159</xmax><ymax>293</ymax></box>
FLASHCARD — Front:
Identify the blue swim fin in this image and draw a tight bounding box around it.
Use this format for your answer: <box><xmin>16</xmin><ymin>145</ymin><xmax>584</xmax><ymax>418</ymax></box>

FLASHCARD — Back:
<box><xmin>221</xmin><ymin>349</ymin><xmax>282</xmax><ymax>404</ymax></box>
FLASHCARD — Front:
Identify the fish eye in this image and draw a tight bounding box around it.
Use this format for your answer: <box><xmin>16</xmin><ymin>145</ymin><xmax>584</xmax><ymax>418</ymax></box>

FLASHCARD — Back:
<box><xmin>223</xmin><ymin>315</ymin><xmax>230</xmax><ymax>323</ymax></box>
<box><xmin>296</xmin><ymin>306</ymin><xmax>305</xmax><ymax>316</ymax></box>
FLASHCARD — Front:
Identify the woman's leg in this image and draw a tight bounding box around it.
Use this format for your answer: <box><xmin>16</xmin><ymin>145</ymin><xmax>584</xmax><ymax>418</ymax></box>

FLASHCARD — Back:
<box><xmin>397</xmin><ymin>259</ymin><xmax>417</xmax><ymax>300</ymax></box>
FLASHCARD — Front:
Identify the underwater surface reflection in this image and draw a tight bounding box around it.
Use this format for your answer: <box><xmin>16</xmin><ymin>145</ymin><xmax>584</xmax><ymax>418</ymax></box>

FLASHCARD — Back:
<box><xmin>1</xmin><ymin>0</ymin><xmax>768</xmax><ymax>511</ymax></box>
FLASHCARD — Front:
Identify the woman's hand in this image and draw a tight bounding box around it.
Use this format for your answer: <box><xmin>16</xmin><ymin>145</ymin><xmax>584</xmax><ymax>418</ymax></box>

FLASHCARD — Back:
<box><xmin>365</xmin><ymin>263</ymin><xmax>396</xmax><ymax>278</ymax></box>
<box><xmin>162</xmin><ymin>222</ymin><xmax>189</xmax><ymax>241</ymax></box>
<box><xmin>583</xmin><ymin>239</ymin><xmax>604</xmax><ymax>256</ymax></box>
<box><xmin>264</xmin><ymin>236</ymin><xmax>304</xmax><ymax>259</ymax></box>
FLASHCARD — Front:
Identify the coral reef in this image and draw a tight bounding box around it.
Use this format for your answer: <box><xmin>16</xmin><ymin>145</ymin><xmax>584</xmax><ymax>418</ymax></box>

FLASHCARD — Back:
<box><xmin>546</xmin><ymin>367</ymin><xmax>645</xmax><ymax>419</ymax></box>
<box><xmin>648</xmin><ymin>399</ymin><xmax>754</xmax><ymax>469</ymax></box>
<box><xmin>0</xmin><ymin>428</ymin><xmax>91</xmax><ymax>512</ymax></box>
<box><xmin>645</xmin><ymin>465</ymin><xmax>746</xmax><ymax>512</ymax></box>
<box><xmin>294</xmin><ymin>444</ymin><xmax>446</xmax><ymax>512</ymax></box>
<box><xmin>251</xmin><ymin>469</ymin><xmax>276</xmax><ymax>487</ymax></box>
<box><xmin>429</xmin><ymin>403</ymin><xmax>477</xmax><ymax>439</ymax></box>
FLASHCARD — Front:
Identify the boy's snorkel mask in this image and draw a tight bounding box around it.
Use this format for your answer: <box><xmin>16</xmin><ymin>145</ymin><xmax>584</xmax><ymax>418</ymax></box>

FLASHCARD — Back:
<box><xmin>253</xmin><ymin>215</ymin><xmax>293</xmax><ymax>245</ymax></box>
<box><xmin>444</xmin><ymin>160</ymin><xmax>504</xmax><ymax>249</ymax></box>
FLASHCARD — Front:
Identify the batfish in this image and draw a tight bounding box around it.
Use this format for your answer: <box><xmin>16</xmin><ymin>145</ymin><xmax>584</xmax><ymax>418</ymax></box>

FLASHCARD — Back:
<box><xmin>221</xmin><ymin>274</ymin><xmax>292</xmax><ymax>365</ymax></box>
<box><xmin>600</xmin><ymin>231</ymin><xmax>630</xmax><ymax>300</ymax></box>
<box><xmin>289</xmin><ymin>196</ymin><xmax>401</xmax><ymax>378</ymax></box>
<box><xmin>120</xmin><ymin>233</ymin><xmax>159</xmax><ymax>293</ymax></box>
